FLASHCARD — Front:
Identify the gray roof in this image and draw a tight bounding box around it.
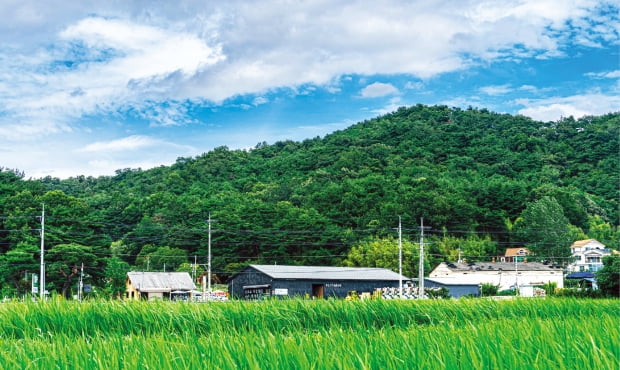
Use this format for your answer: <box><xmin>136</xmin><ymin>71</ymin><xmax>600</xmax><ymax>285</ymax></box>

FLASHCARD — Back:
<box><xmin>437</xmin><ymin>262</ymin><xmax>562</xmax><ymax>272</ymax></box>
<box><xmin>248</xmin><ymin>265</ymin><xmax>410</xmax><ymax>281</ymax></box>
<box><xmin>127</xmin><ymin>272</ymin><xmax>196</xmax><ymax>292</ymax></box>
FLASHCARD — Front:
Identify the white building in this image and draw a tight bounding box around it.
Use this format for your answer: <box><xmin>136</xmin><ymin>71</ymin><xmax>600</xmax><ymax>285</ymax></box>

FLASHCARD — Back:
<box><xmin>568</xmin><ymin>239</ymin><xmax>612</xmax><ymax>273</ymax></box>
<box><xmin>429</xmin><ymin>261</ymin><xmax>563</xmax><ymax>291</ymax></box>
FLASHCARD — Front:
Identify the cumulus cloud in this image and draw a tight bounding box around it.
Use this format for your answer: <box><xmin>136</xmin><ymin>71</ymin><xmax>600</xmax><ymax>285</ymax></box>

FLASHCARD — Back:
<box><xmin>360</xmin><ymin>82</ymin><xmax>399</xmax><ymax>98</ymax></box>
<box><xmin>0</xmin><ymin>0</ymin><xmax>617</xmax><ymax>178</ymax></box>
<box><xmin>1</xmin><ymin>0</ymin><xmax>611</xmax><ymax>134</ymax></box>
<box><xmin>0</xmin><ymin>16</ymin><xmax>223</xmax><ymax>136</ymax></box>
<box><xmin>517</xmin><ymin>93</ymin><xmax>620</xmax><ymax>121</ymax></box>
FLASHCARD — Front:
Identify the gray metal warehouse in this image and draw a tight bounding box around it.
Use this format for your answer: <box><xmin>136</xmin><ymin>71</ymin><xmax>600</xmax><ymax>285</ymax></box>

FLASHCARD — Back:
<box><xmin>228</xmin><ymin>264</ymin><xmax>411</xmax><ymax>299</ymax></box>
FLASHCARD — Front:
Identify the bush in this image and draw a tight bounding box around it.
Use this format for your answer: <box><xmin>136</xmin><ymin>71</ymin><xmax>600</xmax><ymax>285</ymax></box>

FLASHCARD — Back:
<box><xmin>555</xmin><ymin>288</ymin><xmax>603</xmax><ymax>298</ymax></box>
<box><xmin>542</xmin><ymin>282</ymin><xmax>557</xmax><ymax>296</ymax></box>
<box><xmin>427</xmin><ymin>287</ymin><xmax>450</xmax><ymax>299</ymax></box>
<box><xmin>497</xmin><ymin>289</ymin><xmax>517</xmax><ymax>296</ymax></box>
<box><xmin>480</xmin><ymin>283</ymin><xmax>499</xmax><ymax>296</ymax></box>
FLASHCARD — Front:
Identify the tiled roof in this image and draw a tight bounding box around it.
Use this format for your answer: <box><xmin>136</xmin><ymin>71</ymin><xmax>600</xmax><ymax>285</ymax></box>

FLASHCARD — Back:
<box><xmin>571</xmin><ymin>239</ymin><xmax>596</xmax><ymax>247</ymax></box>
<box><xmin>248</xmin><ymin>265</ymin><xmax>410</xmax><ymax>281</ymax></box>
<box><xmin>504</xmin><ymin>248</ymin><xmax>529</xmax><ymax>257</ymax></box>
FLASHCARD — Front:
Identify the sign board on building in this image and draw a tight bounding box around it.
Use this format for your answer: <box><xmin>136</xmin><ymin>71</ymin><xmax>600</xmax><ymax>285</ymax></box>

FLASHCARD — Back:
<box><xmin>273</xmin><ymin>288</ymin><xmax>288</xmax><ymax>295</ymax></box>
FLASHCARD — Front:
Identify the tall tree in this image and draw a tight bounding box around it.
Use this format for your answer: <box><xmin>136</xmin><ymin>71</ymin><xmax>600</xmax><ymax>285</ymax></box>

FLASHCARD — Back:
<box><xmin>0</xmin><ymin>243</ymin><xmax>38</xmax><ymax>296</ymax></box>
<box><xmin>596</xmin><ymin>255</ymin><xmax>619</xmax><ymax>297</ymax></box>
<box><xmin>342</xmin><ymin>236</ymin><xmax>430</xmax><ymax>278</ymax></box>
<box><xmin>46</xmin><ymin>243</ymin><xmax>99</xmax><ymax>299</ymax></box>
<box><xmin>516</xmin><ymin>196</ymin><xmax>572</xmax><ymax>262</ymax></box>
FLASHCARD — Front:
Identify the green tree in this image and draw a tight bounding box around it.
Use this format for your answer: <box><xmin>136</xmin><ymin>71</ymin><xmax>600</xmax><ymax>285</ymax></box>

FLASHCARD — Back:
<box><xmin>46</xmin><ymin>243</ymin><xmax>99</xmax><ymax>299</ymax></box>
<box><xmin>586</xmin><ymin>215</ymin><xmax>619</xmax><ymax>247</ymax></box>
<box><xmin>596</xmin><ymin>255</ymin><xmax>619</xmax><ymax>297</ymax></box>
<box><xmin>102</xmin><ymin>256</ymin><xmax>131</xmax><ymax>299</ymax></box>
<box><xmin>0</xmin><ymin>243</ymin><xmax>38</xmax><ymax>296</ymax></box>
<box><xmin>516</xmin><ymin>196</ymin><xmax>572</xmax><ymax>262</ymax></box>
<box><xmin>434</xmin><ymin>234</ymin><xmax>497</xmax><ymax>262</ymax></box>
<box><xmin>342</xmin><ymin>236</ymin><xmax>429</xmax><ymax>278</ymax></box>
<box><xmin>136</xmin><ymin>245</ymin><xmax>188</xmax><ymax>271</ymax></box>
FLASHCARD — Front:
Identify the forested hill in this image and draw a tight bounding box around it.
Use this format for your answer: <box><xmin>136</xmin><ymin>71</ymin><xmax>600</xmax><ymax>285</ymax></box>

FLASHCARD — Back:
<box><xmin>1</xmin><ymin>105</ymin><xmax>618</xmax><ymax>290</ymax></box>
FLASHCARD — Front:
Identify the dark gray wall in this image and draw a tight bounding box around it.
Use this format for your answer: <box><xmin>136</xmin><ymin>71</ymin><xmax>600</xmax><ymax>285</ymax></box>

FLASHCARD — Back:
<box><xmin>228</xmin><ymin>267</ymin><xmax>405</xmax><ymax>299</ymax></box>
<box><xmin>424</xmin><ymin>279</ymin><xmax>480</xmax><ymax>298</ymax></box>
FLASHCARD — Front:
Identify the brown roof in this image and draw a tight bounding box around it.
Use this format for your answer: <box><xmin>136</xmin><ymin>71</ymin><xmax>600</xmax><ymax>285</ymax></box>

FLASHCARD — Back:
<box><xmin>570</xmin><ymin>239</ymin><xmax>596</xmax><ymax>247</ymax></box>
<box><xmin>504</xmin><ymin>248</ymin><xmax>530</xmax><ymax>257</ymax></box>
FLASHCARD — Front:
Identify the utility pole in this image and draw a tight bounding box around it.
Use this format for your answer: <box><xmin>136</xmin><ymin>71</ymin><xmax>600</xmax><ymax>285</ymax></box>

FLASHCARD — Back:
<box><xmin>418</xmin><ymin>217</ymin><xmax>425</xmax><ymax>299</ymax></box>
<box><xmin>192</xmin><ymin>255</ymin><xmax>197</xmax><ymax>282</ymax></box>
<box><xmin>39</xmin><ymin>204</ymin><xmax>45</xmax><ymax>300</ymax></box>
<box><xmin>398</xmin><ymin>216</ymin><xmax>403</xmax><ymax>299</ymax></box>
<box><xmin>515</xmin><ymin>257</ymin><xmax>519</xmax><ymax>296</ymax></box>
<box><xmin>208</xmin><ymin>213</ymin><xmax>212</xmax><ymax>296</ymax></box>
<box><xmin>78</xmin><ymin>263</ymin><xmax>84</xmax><ymax>302</ymax></box>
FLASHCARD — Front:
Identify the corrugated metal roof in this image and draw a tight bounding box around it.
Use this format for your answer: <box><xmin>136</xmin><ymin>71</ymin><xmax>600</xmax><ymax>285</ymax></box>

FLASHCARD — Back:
<box><xmin>249</xmin><ymin>265</ymin><xmax>410</xmax><ymax>281</ymax></box>
<box><xmin>127</xmin><ymin>272</ymin><xmax>196</xmax><ymax>292</ymax></box>
<box><xmin>566</xmin><ymin>272</ymin><xmax>596</xmax><ymax>279</ymax></box>
<box><xmin>436</xmin><ymin>262</ymin><xmax>562</xmax><ymax>272</ymax></box>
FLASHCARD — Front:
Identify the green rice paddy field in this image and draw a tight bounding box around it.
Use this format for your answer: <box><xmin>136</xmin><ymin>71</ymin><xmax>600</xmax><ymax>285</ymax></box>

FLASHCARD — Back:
<box><xmin>0</xmin><ymin>298</ymin><xmax>617</xmax><ymax>369</ymax></box>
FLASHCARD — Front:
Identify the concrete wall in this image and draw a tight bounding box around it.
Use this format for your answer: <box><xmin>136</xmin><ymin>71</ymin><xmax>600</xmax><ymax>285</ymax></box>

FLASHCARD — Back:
<box><xmin>432</xmin><ymin>271</ymin><xmax>563</xmax><ymax>291</ymax></box>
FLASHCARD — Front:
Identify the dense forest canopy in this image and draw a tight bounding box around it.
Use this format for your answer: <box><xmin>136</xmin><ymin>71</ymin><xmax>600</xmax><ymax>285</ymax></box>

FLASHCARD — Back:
<box><xmin>1</xmin><ymin>105</ymin><xmax>618</xmax><ymax>297</ymax></box>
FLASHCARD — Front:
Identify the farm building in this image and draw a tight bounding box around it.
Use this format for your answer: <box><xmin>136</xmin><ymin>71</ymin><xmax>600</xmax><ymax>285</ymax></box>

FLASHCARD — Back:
<box><xmin>429</xmin><ymin>261</ymin><xmax>564</xmax><ymax>291</ymax></box>
<box><xmin>416</xmin><ymin>278</ymin><xmax>481</xmax><ymax>298</ymax></box>
<box><xmin>227</xmin><ymin>265</ymin><xmax>410</xmax><ymax>299</ymax></box>
<box><xmin>126</xmin><ymin>272</ymin><xmax>196</xmax><ymax>301</ymax></box>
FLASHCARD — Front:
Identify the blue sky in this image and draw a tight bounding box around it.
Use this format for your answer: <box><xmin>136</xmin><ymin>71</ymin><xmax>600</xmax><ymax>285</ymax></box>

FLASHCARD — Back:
<box><xmin>0</xmin><ymin>0</ymin><xmax>618</xmax><ymax>179</ymax></box>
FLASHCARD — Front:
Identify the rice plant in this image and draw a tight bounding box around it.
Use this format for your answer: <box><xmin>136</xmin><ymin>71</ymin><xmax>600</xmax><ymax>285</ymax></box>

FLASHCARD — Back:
<box><xmin>0</xmin><ymin>298</ymin><xmax>617</xmax><ymax>369</ymax></box>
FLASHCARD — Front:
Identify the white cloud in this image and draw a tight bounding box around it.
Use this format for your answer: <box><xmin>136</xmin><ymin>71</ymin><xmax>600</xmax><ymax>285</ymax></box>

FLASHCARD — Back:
<box><xmin>252</xmin><ymin>96</ymin><xmax>268</xmax><ymax>106</ymax></box>
<box><xmin>360</xmin><ymin>82</ymin><xmax>399</xmax><ymax>98</ymax></box>
<box><xmin>1</xmin><ymin>0</ymin><xmax>611</xmax><ymax>131</ymax></box>
<box><xmin>479</xmin><ymin>84</ymin><xmax>512</xmax><ymax>96</ymax></box>
<box><xmin>79</xmin><ymin>135</ymin><xmax>161</xmax><ymax>152</ymax></box>
<box><xmin>404</xmin><ymin>81</ymin><xmax>424</xmax><ymax>90</ymax></box>
<box><xmin>370</xmin><ymin>97</ymin><xmax>404</xmax><ymax>115</ymax></box>
<box><xmin>0</xmin><ymin>16</ymin><xmax>223</xmax><ymax>136</ymax></box>
<box><xmin>585</xmin><ymin>70</ymin><xmax>620</xmax><ymax>79</ymax></box>
<box><xmin>517</xmin><ymin>93</ymin><xmax>620</xmax><ymax>121</ymax></box>
<box><xmin>0</xmin><ymin>0</ymin><xmax>617</xmax><ymax>178</ymax></box>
